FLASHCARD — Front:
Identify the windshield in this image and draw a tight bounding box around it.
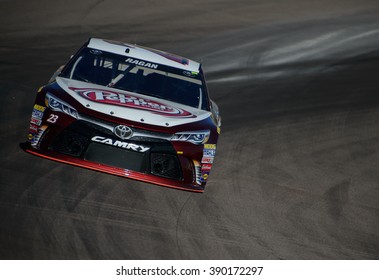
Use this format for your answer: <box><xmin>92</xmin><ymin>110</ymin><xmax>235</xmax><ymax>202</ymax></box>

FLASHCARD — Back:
<box><xmin>60</xmin><ymin>48</ymin><xmax>209</xmax><ymax>110</ymax></box>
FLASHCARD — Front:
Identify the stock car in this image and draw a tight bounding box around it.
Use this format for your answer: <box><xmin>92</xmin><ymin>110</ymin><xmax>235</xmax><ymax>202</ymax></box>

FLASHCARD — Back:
<box><xmin>20</xmin><ymin>38</ymin><xmax>221</xmax><ymax>192</ymax></box>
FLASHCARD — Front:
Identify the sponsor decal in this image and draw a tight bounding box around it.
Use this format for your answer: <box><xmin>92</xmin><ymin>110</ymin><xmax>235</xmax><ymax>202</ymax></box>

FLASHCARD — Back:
<box><xmin>34</xmin><ymin>104</ymin><xmax>46</xmax><ymax>112</ymax></box>
<box><xmin>70</xmin><ymin>87</ymin><xmax>195</xmax><ymax>118</ymax></box>
<box><xmin>27</xmin><ymin>133</ymin><xmax>34</xmax><ymax>141</ymax></box>
<box><xmin>201</xmin><ymin>164</ymin><xmax>212</xmax><ymax>171</ymax></box>
<box><xmin>204</xmin><ymin>144</ymin><xmax>216</xmax><ymax>149</ymax></box>
<box><xmin>29</xmin><ymin>124</ymin><xmax>39</xmax><ymax>133</ymax></box>
<box><xmin>91</xmin><ymin>136</ymin><xmax>150</xmax><ymax>153</ymax></box>
<box><xmin>183</xmin><ymin>71</ymin><xmax>198</xmax><ymax>77</ymax></box>
<box><xmin>201</xmin><ymin>171</ymin><xmax>209</xmax><ymax>182</ymax></box>
<box><xmin>125</xmin><ymin>58</ymin><xmax>158</xmax><ymax>69</ymax></box>
<box><xmin>31</xmin><ymin>104</ymin><xmax>45</xmax><ymax>127</ymax></box>
<box><xmin>30</xmin><ymin>117</ymin><xmax>42</xmax><ymax>126</ymax></box>
<box><xmin>202</xmin><ymin>143</ymin><xmax>216</xmax><ymax>163</ymax></box>
<box><xmin>201</xmin><ymin>157</ymin><xmax>214</xmax><ymax>164</ymax></box>
<box><xmin>32</xmin><ymin>109</ymin><xmax>44</xmax><ymax>119</ymax></box>
<box><xmin>203</xmin><ymin>148</ymin><xmax>216</xmax><ymax>157</ymax></box>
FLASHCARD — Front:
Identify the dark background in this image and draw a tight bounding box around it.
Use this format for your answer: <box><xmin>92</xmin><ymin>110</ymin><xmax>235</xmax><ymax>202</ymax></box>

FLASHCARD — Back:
<box><xmin>1</xmin><ymin>0</ymin><xmax>379</xmax><ymax>259</ymax></box>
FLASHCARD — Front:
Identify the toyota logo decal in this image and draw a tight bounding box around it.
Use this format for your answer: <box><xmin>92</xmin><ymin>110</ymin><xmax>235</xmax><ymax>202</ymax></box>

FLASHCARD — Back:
<box><xmin>114</xmin><ymin>125</ymin><xmax>133</xmax><ymax>140</ymax></box>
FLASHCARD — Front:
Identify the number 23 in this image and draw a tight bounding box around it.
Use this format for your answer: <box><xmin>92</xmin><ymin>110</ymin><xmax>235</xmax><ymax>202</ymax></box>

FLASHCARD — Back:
<box><xmin>47</xmin><ymin>114</ymin><xmax>59</xmax><ymax>123</ymax></box>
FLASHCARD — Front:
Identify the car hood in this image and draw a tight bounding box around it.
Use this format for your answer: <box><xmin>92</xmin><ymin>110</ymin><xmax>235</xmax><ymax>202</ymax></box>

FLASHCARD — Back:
<box><xmin>56</xmin><ymin>77</ymin><xmax>211</xmax><ymax>127</ymax></box>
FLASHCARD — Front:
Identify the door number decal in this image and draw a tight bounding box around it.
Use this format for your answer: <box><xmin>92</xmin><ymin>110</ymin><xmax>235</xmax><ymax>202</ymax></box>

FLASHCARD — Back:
<box><xmin>47</xmin><ymin>114</ymin><xmax>59</xmax><ymax>123</ymax></box>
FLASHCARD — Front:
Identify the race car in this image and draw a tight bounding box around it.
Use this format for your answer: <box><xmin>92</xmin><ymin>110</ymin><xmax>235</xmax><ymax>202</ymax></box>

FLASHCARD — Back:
<box><xmin>20</xmin><ymin>38</ymin><xmax>221</xmax><ymax>192</ymax></box>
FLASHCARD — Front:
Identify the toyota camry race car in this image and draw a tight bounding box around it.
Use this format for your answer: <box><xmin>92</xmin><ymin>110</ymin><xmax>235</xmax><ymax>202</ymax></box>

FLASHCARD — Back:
<box><xmin>21</xmin><ymin>38</ymin><xmax>221</xmax><ymax>192</ymax></box>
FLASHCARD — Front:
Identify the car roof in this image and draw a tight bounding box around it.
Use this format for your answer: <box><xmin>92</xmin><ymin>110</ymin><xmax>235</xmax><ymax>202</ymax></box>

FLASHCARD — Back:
<box><xmin>87</xmin><ymin>38</ymin><xmax>201</xmax><ymax>73</ymax></box>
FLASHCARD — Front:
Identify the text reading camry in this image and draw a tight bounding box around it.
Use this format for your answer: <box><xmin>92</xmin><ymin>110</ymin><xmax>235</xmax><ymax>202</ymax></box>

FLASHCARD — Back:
<box><xmin>91</xmin><ymin>136</ymin><xmax>150</xmax><ymax>153</ymax></box>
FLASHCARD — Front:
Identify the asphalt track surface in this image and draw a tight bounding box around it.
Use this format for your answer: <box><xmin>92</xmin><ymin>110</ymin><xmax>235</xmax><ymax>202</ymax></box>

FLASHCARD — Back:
<box><xmin>1</xmin><ymin>0</ymin><xmax>379</xmax><ymax>259</ymax></box>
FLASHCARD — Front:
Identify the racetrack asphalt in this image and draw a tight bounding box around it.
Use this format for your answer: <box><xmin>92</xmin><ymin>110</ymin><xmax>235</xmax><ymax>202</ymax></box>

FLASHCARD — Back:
<box><xmin>0</xmin><ymin>0</ymin><xmax>378</xmax><ymax>259</ymax></box>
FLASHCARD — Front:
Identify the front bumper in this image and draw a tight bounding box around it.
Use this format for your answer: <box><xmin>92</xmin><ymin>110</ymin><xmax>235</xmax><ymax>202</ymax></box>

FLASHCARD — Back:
<box><xmin>20</xmin><ymin>141</ymin><xmax>205</xmax><ymax>192</ymax></box>
<box><xmin>22</xmin><ymin>115</ymin><xmax>206</xmax><ymax>192</ymax></box>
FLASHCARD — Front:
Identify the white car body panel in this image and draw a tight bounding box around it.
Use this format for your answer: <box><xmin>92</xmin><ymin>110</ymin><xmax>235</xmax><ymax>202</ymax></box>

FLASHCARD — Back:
<box><xmin>56</xmin><ymin>77</ymin><xmax>211</xmax><ymax>127</ymax></box>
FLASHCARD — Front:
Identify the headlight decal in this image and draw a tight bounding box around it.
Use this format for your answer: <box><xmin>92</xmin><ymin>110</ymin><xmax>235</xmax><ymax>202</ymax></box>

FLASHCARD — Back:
<box><xmin>45</xmin><ymin>93</ymin><xmax>79</xmax><ymax>119</ymax></box>
<box><xmin>171</xmin><ymin>130</ymin><xmax>210</xmax><ymax>145</ymax></box>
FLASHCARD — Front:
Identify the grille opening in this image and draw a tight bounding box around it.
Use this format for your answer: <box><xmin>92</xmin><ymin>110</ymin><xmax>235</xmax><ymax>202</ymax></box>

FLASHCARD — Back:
<box><xmin>51</xmin><ymin>130</ymin><xmax>89</xmax><ymax>157</ymax></box>
<box><xmin>150</xmin><ymin>153</ymin><xmax>182</xmax><ymax>180</ymax></box>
